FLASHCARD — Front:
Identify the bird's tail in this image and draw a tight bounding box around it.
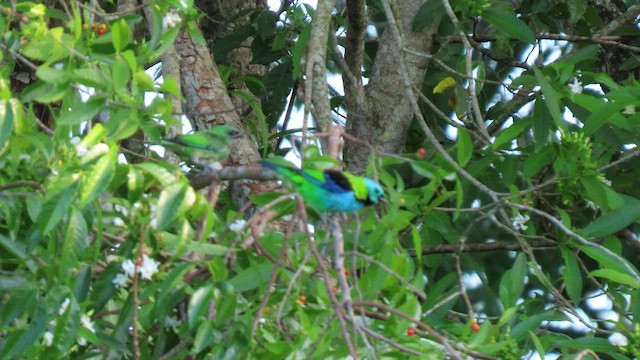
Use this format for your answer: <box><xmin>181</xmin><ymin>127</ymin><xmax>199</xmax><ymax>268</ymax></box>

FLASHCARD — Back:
<box><xmin>261</xmin><ymin>160</ymin><xmax>305</xmax><ymax>183</ymax></box>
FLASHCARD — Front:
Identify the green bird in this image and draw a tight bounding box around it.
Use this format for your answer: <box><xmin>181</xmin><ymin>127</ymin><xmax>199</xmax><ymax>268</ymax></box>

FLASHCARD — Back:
<box><xmin>162</xmin><ymin>125</ymin><xmax>243</xmax><ymax>168</ymax></box>
<box><xmin>262</xmin><ymin>159</ymin><xmax>385</xmax><ymax>212</ymax></box>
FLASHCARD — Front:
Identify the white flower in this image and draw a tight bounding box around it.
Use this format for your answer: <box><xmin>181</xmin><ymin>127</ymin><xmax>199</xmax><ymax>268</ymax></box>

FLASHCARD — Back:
<box><xmin>91</xmin><ymin>143</ymin><xmax>109</xmax><ymax>155</ymax></box>
<box><xmin>229</xmin><ymin>219</ymin><xmax>247</xmax><ymax>233</ymax></box>
<box><xmin>586</xmin><ymin>200</ymin><xmax>598</xmax><ymax>211</ymax></box>
<box><xmin>150</xmin><ymin>217</ymin><xmax>157</xmax><ymax>230</ymax></box>
<box><xmin>51</xmin><ymin>168</ymin><xmax>58</xmax><ymax>176</ymax></box>
<box><xmin>80</xmin><ymin>314</ymin><xmax>95</xmax><ymax>333</ymax></box>
<box><xmin>114</xmin><ymin>204</ymin><xmax>128</xmax><ymax>216</ymax></box>
<box><xmin>77</xmin><ymin>337</ymin><xmax>87</xmax><ymax>346</ymax></box>
<box><xmin>608</xmin><ymin>332</ymin><xmax>628</xmax><ymax>347</ymax></box>
<box><xmin>164</xmin><ymin>316</ymin><xmax>180</xmax><ymax>333</ymax></box>
<box><xmin>75</xmin><ymin>144</ymin><xmax>88</xmax><ymax>157</ymax></box>
<box><xmin>112</xmin><ymin>273</ymin><xmax>129</xmax><ymax>287</ymax></box>
<box><xmin>58</xmin><ymin>298</ymin><xmax>71</xmax><ymax>315</ymax></box>
<box><xmin>43</xmin><ymin>331</ymin><xmax>54</xmax><ymax>347</ymax></box>
<box><xmin>19</xmin><ymin>154</ymin><xmax>31</xmax><ymax>162</ymax></box>
<box><xmin>70</xmin><ymin>137</ymin><xmax>81</xmax><ymax>145</ymax></box>
<box><xmin>162</xmin><ymin>9</ymin><xmax>181</xmax><ymax>30</ymax></box>
<box><xmin>139</xmin><ymin>255</ymin><xmax>159</xmax><ymax>280</ymax></box>
<box><xmin>122</xmin><ymin>259</ymin><xmax>136</xmax><ymax>278</ymax></box>
<box><xmin>623</xmin><ymin>105</ymin><xmax>636</xmax><ymax>115</ymax></box>
<box><xmin>512</xmin><ymin>213</ymin><xmax>530</xmax><ymax>231</ymax></box>
<box><xmin>601</xmin><ymin>178</ymin><xmax>612</xmax><ymax>186</ymax></box>
<box><xmin>113</xmin><ymin>217</ymin><xmax>125</xmax><ymax>227</ymax></box>
<box><xmin>568</xmin><ymin>78</ymin><xmax>583</xmax><ymax>94</ymax></box>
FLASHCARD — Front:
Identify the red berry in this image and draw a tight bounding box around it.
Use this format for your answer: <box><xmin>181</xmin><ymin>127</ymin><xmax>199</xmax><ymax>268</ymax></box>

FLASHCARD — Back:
<box><xmin>97</xmin><ymin>28</ymin><xmax>105</xmax><ymax>35</ymax></box>
<box><xmin>91</xmin><ymin>24</ymin><xmax>97</xmax><ymax>30</ymax></box>
<box><xmin>471</xmin><ymin>321</ymin><xmax>480</xmax><ymax>332</ymax></box>
<box><xmin>298</xmin><ymin>295</ymin><xmax>307</xmax><ymax>303</ymax></box>
<box><xmin>344</xmin><ymin>269</ymin><xmax>350</xmax><ymax>276</ymax></box>
<box><xmin>331</xmin><ymin>285</ymin><xmax>338</xmax><ymax>293</ymax></box>
<box><xmin>416</xmin><ymin>148</ymin><xmax>426</xmax><ymax>159</ymax></box>
<box><xmin>406</xmin><ymin>328</ymin><xmax>416</xmax><ymax>336</ymax></box>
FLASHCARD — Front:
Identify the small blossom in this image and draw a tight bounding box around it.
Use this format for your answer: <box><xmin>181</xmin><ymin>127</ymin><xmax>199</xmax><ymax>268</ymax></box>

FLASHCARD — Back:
<box><xmin>122</xmin><ymin>259</ymin><xmax>136</xmax><ymax>278</ymax></box>
<box><xmin>114</xmin><ymin>204</ymin><xmax>128</xmax><ymax>216</ymax></box>
<box><xmin>568</xmin><ymin>78</ymin><xmax>583</xmax><ymax>94</ymax></box>
<box><xmin>80</xmin><ymin>314</ymin><xmax>95</xmax><ymax>333</ymax></box>
<box><xmin>229</xmin><ymin>219</ymin><xmax>247</xmax><ymax>233</ymax></box>
<box><xmin>623</xmin><ymin>105</ymin><xmax>636</xmax><ymax>115</ymax></box>
<box><xmin>164</xmin><ymin>316</ymin><xmax>180</xmax><ymax>333</ymax></box>
<box><xmin>19</xmin><ymin>153</ymin><xmax>31</xmax><ymax>162</ymax></box>
<box><xmin>58</xmin><ymin>298</ymin><xmax>71</xmax><ymax>315</ymax></box>
<box><xmin>601</xmin><ymin>178</ymin><xmax>612</xmax><ymax>186</ymax></box>
<box><xmin>139</xmin><ymin>254</ymin><xmax>159</xmax><ymax>280</ymax></box>
<box><xmin>586</xmin><ymin>200</ymin><xmax>598</xmax><ymax>211</ymax></box>
<box><xmin>91</xmin><ymin>143</ymin><xmax>109</xmax><ymax>155</ymax></box>
<box><xmin>512</xmin><ymin>213</ymin><xmax>530</xmax><ymax>232</ymax></box>
<box><xmin>51</xmin><ymin>168</ymin><xmax>58</xmax><ymax>176</ymax></box>
<box><xmin>150</xmin><ymin>217</ymin><xmax>157</xmax><ymax>230</ymax></box>
<box><xmin>49</xmin><ymin>320</ymin><xmax>57</xmax><ymax>327</ymax></box>
<box><xmin>70</xmin><ymin>137</ymin><xmax>81</xmax><ymax>145</ymax></box>
<box><xmin>43</xmin><ymin>331</ymin><xmax>54</xmax><ymax>347</ymax></box>
<box><xmin>608</xmin><ymin>332</ymin><xmax>628</xmax><ymax>347</ymax></box>
<box><xmin>162</xmin><ymin>9</ymin><xmax>181</xmax><ymax>30</ymax></box>
<box><xmin>75</xmin><ymin>144</ymin><xmax>88</xmax><ymax>157</ymax></box>
<box><xmin>113</xmin><ymin>217</ymin><xmax>125</xmax><ymax>227</ymax></box>
<box><xmin>77</xmin><ymin>337</ymin><xmax>87</xmax><ymax>346</ymax></box>
<box><xmin>112</xmin><ymin>273</ymin><xmax>129</xmax><ymax>287</ymax></box>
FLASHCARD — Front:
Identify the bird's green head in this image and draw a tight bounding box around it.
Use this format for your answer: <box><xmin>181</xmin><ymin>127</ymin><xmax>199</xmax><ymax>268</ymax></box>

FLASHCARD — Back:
<box><xmin>364</xmin><ymin>178</ymin><xmax>385</xmax><ymax>205</ymax></box>
<box><xmin>205</xmin><ymin>125</ymin><xmax>243</xmax><ymax>139</ymax></box>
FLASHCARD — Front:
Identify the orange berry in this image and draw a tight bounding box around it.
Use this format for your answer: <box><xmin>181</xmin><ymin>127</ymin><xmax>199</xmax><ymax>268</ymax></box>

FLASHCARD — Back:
<box><xmin>471</xmin><ymin>320</ymin><xmax>480</xmax><ymax>332</ymax></box>
<box><xmin>416</xmin><ymin>148</ymin><xmax>426</xmax><ymax>159</ymax></box>
<box><xmin>298</xmin><ymin>295</ymin><xmax>307</xmax><ymax>303</ymax></box>
<box><xmin>331</xmin><ymin>285</ymin><xmax>338</xmax><ymax>293</ymax></box>
<box><xmin>344</xmin><ymin>269</ymin><xmax>350</xmax><ymax>276</ymax></box>
<box><xmin>406</xmin><ymin>328</ymin><xmax>416</xmax><ymax>336</ymax></box>
<box><xmin>99</xmin><ymin>23</ymin><xmax>107</xmax><ymax>30</ymax></box>
<box><xmin>91</xmin><ymin>24</ymin><xmax>97</xmax><ymax>30</ymax></box>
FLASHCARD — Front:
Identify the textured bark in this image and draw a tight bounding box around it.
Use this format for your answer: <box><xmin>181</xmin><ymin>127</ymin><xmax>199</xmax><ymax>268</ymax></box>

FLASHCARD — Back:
<box><xmin>343</xmin><ymin>0</ymin><xmax>436</xmax><ymax>175</ymax></box>
<box><xmin>173</xmin><ymin>28</ymin><xmax>261</xmax><ymax>206</ymax></box>
<box><xmin>304</xmin><ymin>0</ymin><xmax>337</xmax><ymax>151</ymax></box>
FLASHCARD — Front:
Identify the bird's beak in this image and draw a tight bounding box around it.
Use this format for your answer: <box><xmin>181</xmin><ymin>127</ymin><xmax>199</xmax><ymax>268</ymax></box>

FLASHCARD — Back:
<box><xmin>378</xmin><ymin>197</ymin><xmax>388</xmax><ymax>205</ymax></box>
<box><xmin>230</xmin><ymin>131</ymin><xmax>244</xmax><ymax>139</ymax></box>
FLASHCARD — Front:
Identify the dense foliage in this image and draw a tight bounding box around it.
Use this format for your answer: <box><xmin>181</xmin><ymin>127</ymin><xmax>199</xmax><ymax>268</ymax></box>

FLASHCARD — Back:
<box><xmin>1</xmin><ymin>0</ymin><xmax>640</xmax><ymax>359</ymax></box>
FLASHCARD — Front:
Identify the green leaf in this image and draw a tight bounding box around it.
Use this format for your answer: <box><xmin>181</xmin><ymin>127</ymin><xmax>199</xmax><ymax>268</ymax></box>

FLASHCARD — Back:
<box><xmin>561</xmin><ymin>247</ymin><xmax>583</xmax><ymax>305</ymax></box>
<box><xmin>591</xmin><ymin>269</ymin><xmax>640</xmax><ymax>288</ymax></box>
<box><xmin>56</xmin><ymin>97</ymin><xmax>105</xmax><ymax>125</ymax></box>
<box><xmin>523</xmin><ymin>146</ymin><xmax>554</xmax><ymax>178</ymax></box>
<box><xmin>577</xmin><ymin>243</ymin><xmax>640</xmax><ymax>279</ymax></box>
<box><xmin>567</xmin><ymin>0</ymin><xmax>588</xmax><ymax>24</ymax></box>
<box><xmin>193</xmin><ymin>320</ymin><xmax>214</xmax><ymax>353</ymax></box>
<box><xmin>229</xmin><ymin>263</ymin><xmax>274</xmax><ymax>292</ymax></box>
<box><xmin>532</xmin><ymin>97</ymin><xmax>552</xmax><ymax>150</ymax></box>
<box><xmin>499</xmin><ymin>253</ymin><xmax>527</xmax><ymax>307</ymax></box>
<box><xmin>457</xmin><ymin>130</ymin><xmax>472</xmax><ymax>166</ymax></box>
<box><xmin>413</xmin><ymin>0</ymin><xmax>445</xmax><ymax>31</ymax></box>
<box><xmin>0</xmin><ymin>100</ymin><xmax>14</xmax><ymax>152</ymax></box>
<box><xmin>74</xmin><ymin>67</ymin><xmax>109</xmax><ymax>90</ymax></box>
<box><xmin>111</xmin><ymin>19</ymin><xmax>130</xmax><ymax>52</ymax></box>
<box><xmin>38</xmin><ymin>176</ymin><xmax>79</xmax><ymax>234</ymax></box>
<box><xmin>188</xmin><ymin>242</ymin><xmax>230</xmax><ymax>256</ymax></box>
<box><xmin>80</xmin><ymin>147</ymin><xmax>116</xmax><ymax>205</ymax></box>
<box><xmin>112</xmin><ymin>56</ymin><xmax>131</xmax><ymax>95</ymax></box>
<box><xmin>511</xmin><ymin>310</ymin><xmax>557</xmax><ymax>340</ymax></box>
<box><xmin>136</xmin><ymin>163</ymin><xmax>178</xmax><ymax>186</ymax></box>
<box><xmin>155</xmin><ymin>183</ymin><xmax>195</xmax><ymax>231</ymax></box>
<box><xmin>533</xmin><ymin>67</ymin><xmax>564</xmax><ymax>127</ymax></box>
<box><xmin>492</xmin><ymin>118</ymin><xmax>531</xmax><ymax>149</ymax></box>
<box><xmin>583</xmin><ymin>195</ymin><xmax>640</xmax><ymax>236</ymax></box>
<box><xmin>60</xmin><ymin>210</ymin><xmax>88</xmax><ymax>278</ymax></box>
<box><xmin>187</xmin><ymin>285</ymin><xmax>214</xmax><ymax>330</ymax></box>
<box><xmin>482</xmin><ymin>7</ymin><xmax>535</xmax><ymax>44</ymax></box>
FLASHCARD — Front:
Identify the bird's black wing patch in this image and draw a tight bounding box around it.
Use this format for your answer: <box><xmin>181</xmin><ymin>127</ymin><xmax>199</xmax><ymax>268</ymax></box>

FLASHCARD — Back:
<box><xmin>324</xmin><ymin>170</ymin><xmax>353</xmax><ymax>193</ymax></box>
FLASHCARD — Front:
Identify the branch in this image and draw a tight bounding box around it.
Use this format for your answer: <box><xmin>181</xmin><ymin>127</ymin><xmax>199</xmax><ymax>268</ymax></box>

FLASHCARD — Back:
<box><xmin>416</xmin><ymin>239</ymin><xmax>557</xmax><ymax>254</ymax></box>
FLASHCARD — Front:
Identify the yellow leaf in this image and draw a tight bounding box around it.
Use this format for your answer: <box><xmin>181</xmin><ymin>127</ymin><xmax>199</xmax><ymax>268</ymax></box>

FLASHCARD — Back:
<box><xmin>433</xmin><ymin>77</ymin><xmax>456</xmax><ymax>94</ymax></box>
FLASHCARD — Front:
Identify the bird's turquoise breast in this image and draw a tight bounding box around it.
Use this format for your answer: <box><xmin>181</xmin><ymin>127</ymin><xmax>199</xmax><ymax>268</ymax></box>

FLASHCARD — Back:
<box><xmin>300</xmin><ymin>186</ymin><xmax>365</xmax><ymax>212</ymax></box>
